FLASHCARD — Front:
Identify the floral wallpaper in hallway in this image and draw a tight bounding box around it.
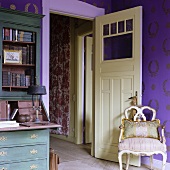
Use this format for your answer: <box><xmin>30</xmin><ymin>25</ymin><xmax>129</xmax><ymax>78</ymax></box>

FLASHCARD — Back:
<box><xmin>49</xmin><ymin>14</ymin><xmax>71</xmax><ymax>136</ymax></box>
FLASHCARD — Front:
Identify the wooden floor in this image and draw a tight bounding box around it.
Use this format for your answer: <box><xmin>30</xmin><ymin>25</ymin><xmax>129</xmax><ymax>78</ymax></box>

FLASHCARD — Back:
<box><xmin>50</xmin><ymin>137</ymin><xmax>149</xmax><ymax>170</ymax></box>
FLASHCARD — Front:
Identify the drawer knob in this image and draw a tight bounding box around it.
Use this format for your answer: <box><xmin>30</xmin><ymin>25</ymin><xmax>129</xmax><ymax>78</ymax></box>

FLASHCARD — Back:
<box><xmin>30</xmin><ymin>149</ymin><xmax>38</xmax><ymax>154</ymax></box>
<box><xmin>30</xmin><ymin>134</ymin><xmax>38</xmax><ymax>139</ymax></box>
<box><xmin>30</xmin><ymin>164</ymin><xmax>38</xmax><ymax>169</ymax></box>
<box><xmin>0</xmin><ymin>136</ymin><xmax>7</xmax><ymax>141</ymax></box>
<box><xmin>0</xmin><ymin>151</ymin><xmax>7</xmax><ymax>156</ymax></box>
<box><xmin>0</xmin><ymin>167</ymin><xmax>7</xmax><ymax>170</ymax></box>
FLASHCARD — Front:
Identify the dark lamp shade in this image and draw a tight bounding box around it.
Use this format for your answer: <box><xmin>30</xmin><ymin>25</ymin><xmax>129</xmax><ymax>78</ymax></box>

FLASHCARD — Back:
<box><xmin>27</xmin><ymin>85</ymin><xmax>46</xmax><ymax>95</ymax></box>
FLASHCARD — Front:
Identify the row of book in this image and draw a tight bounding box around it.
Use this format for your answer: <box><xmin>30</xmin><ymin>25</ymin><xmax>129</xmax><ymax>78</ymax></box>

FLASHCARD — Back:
<box><xmin>2</xmin><ymin>69</ymin><xmax>35</xmax><ymax>87</ymax></box>
<box><xmin>3</xmin><ymin>28</ymin><xmax>36</xmax><ymax>42</ymax></box>
<box><xmin>3</xmin><ymin>44</ymin><xmax>35</xmax><ymax>65</ymax></box>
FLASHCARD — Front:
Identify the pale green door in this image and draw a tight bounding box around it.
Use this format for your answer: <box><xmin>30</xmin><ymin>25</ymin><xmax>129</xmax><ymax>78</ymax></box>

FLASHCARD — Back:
<box><xmin>94</xmin><ymin>6</ymin><xmax>142</xmax><ymax>166</ymax></box>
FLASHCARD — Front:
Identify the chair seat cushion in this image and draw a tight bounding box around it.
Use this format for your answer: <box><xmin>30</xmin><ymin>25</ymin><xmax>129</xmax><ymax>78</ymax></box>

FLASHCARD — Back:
<box><xmin>119</xmin><ymin>138</ymin><xmax>166</xmax><ymax>152</ymax></box>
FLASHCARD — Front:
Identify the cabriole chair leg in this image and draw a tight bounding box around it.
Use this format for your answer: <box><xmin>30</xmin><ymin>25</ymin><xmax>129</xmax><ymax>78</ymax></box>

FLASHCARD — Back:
<box><xmin>118</xmin><ymin>152</ymin><xmax>123</xmax><ymax>170</ymax></box>
<box><xmin>125</xmin><ymin>153</ymin><xmax>130</xmax><ymax>170</ymax></box>
<box><xmin>150</xmin><ymin>155</ymin><xmax>153</xmax><ymax>170</ymax></box>
<box><xmin>162</xmin><ymin>153</ymin><xmax>167</xmax><ymax>170</ymax></box>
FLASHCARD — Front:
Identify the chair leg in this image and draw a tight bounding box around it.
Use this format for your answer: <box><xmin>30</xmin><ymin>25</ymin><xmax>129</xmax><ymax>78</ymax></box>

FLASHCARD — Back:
<box><xmin>162</xmin><ymin>153</ymin><xmax>167</xmax><ymax>170</ymax></box>
<box><xmin>125</xmin><ymin>153</ymin><xmax>130</xmax><ymax>170</ymax></box>
<box><xmin>118</xmin><ymin>152</ymin><xmax>123</xmax><ymax>170</ymax></box>
<box><xmin>150</xmin><ymin>155</ymin><xmax>153</xmax><ymax>170</ymax></box>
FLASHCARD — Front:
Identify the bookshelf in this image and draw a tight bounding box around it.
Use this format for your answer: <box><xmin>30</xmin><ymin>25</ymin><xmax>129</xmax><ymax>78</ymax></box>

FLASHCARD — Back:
<box><xmin>0</xmin><ymin>7</ymin><xmax>43</xmax><ymax>100</ymax></box>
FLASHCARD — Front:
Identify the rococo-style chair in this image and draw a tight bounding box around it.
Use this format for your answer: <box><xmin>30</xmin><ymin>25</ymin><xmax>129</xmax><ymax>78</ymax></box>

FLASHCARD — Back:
<box><xmin>118</xmin><ymin>106</ymin><xmax>167</xmax><ymax>170</ymax></box>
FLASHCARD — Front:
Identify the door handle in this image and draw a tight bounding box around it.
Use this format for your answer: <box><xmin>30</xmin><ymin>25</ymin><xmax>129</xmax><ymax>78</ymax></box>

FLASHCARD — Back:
<box><xmin>129</xmin><ymin>96</ymin><xmax>137</xmax><ymax>106</ymax></box>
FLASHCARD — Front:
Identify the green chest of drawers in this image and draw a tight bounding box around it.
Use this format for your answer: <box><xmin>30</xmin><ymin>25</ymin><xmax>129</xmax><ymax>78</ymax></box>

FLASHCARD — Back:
<box><xmin>0</xmin><ymin>129</ymin><xmax>49</xmax><ymax>170</ymax></box>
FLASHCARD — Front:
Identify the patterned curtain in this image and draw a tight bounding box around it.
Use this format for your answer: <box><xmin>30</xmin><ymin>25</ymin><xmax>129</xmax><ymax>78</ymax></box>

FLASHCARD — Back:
<box><xmin>49</xmin><ymin>14</ymin><xmax>70</xmax><ymax>136</ymax></box>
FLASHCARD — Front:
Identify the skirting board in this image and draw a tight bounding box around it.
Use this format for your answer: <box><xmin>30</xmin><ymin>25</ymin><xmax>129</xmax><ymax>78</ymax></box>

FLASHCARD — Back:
<box><xmin>142</xmin><ymin>157</ymin><xmax>170</xmax><ymax>170</ymax></box>
<box><xmin>50</xmin><ymin>134</ymin><xmax>75</xmax><ymax>143</ymax></box>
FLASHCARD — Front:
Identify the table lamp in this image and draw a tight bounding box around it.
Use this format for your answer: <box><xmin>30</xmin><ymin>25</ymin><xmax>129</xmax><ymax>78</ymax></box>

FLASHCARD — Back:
<box><xmin>27</xmin><ymin>85</ymin><xmax>47</xmax><ymax>122</ymax></box>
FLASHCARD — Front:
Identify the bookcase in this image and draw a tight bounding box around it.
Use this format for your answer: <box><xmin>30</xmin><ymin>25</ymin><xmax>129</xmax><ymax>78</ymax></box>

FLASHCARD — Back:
<box><xmin>0</xmin><ymin>7</ymin><xmax>43</xmax><ymax>100</ymax></box>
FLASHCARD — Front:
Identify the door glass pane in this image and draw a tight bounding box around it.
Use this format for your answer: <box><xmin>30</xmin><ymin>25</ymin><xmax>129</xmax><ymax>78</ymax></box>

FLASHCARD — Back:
<box><xmin>103</xmin><ymin>33</ymin><xmax>132</xmax><ymax>60</ymax></box>
<box><xmin>111</xmin><ymin>22</ymin><xmax>117</xmax><ymax>34</ymax></box>
<box><xmin>118</xmin><ymin>21</ymin><xmax>124</xmax><ymax>33</ymax></box>
<box><xmin>126</xmin><ymin>19</ymin><xmax>133</xmax><ymax>31</ymax></box>
<box><xmin>103</xmin><ymin>24</ymin><xmax>109</xmax><ymax>36</ymax></box>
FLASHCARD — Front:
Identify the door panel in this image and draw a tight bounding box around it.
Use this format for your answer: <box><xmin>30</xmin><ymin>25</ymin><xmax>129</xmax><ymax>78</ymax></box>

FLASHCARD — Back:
<box><xmin>94</xmin><ymin>6</ymin><xmax>142</xmax><ymax>166</ymax></box>
<box><xmin>85</xmin><ymin>36</ymin><xmax>93</xmax><ymax>144</ymax></box>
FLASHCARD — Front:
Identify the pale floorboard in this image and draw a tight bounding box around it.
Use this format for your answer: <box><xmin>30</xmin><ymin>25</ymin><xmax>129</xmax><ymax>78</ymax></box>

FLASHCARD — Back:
<box><xmin>50</xmin><ymin>136</ymin><xmax>149</xmax><ymax>170</ymax></box>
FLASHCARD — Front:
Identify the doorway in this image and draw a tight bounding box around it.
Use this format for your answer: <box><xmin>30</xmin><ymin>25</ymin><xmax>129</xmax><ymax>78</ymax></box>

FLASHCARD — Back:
<box><xmin>50</xmin><ymin>13</ymin><xmax>93</xmax><ymax>146</ymax></box>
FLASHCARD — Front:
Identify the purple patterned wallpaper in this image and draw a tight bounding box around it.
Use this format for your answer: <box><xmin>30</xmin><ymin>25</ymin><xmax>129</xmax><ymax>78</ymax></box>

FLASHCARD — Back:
<box><xmin>0</xmin><ymin>0</ymin><xmax>41</xmax><ymax>14</ymax></box>
<box><xmin>111</xmin><ymin>0</ymin><xmax>170</xmax><ymax>162</ymax></box>
<box><xmin>1</xmin><ymin>0</ymin><xmax>170</xmax><ymax>163</ymax></box>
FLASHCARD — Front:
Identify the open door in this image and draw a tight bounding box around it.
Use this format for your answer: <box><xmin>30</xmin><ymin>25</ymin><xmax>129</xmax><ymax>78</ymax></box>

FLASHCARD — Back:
<box><xmin>94</xmin><ymin>6</ymin><xmax>142</xmax><ymax>166</ymax></box>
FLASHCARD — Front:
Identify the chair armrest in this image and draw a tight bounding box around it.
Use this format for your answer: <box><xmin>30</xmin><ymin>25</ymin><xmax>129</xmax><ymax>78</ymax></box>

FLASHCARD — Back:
<box><xmin>158</xmin><ymin>125</ymin><xmax>166</xmax><ymax>144</ymax></box>
<box><xmin>119</xmin><ymin>124</ymin><xmax>123</xmax><ymax>143</ymax></box>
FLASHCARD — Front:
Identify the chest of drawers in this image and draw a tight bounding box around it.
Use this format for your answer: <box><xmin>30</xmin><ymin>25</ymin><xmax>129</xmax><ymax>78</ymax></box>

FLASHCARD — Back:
<box><xmin>0</xmin><ymin>129</ymin><xmax>50</xmax><ymax>170</ymax></box>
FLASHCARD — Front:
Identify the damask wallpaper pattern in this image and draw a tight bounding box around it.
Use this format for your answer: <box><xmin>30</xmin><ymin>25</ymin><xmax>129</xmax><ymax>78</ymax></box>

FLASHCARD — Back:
<box><xmin>0</xmin><ymin>0</ymin><xmax>41</xmax><ymax>14</ymax></box>
<box><xmin>49</xmin><ymin>14</ymin><xmax>70</xmax><ymax>136</ymax></box>
<box><xmin>112</xmin><ymin>0</ymin><xmax>170</xmax><ymax>162</ymax></box>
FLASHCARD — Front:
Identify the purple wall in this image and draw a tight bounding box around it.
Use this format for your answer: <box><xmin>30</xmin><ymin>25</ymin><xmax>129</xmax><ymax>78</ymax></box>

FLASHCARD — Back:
<box><xmin>80</xmin><ymin>0</ymin><xmax>112</xmax><ymax>13</ymax></box>
<box><xmin>111</xmin><ymin>0</ymin><xmax>170</xmax><ymax>162</ymax></box>
<box><xmin>0</xmin><ymin>0</ymin><xmax>42</xmax><ymax>14</ymax></box>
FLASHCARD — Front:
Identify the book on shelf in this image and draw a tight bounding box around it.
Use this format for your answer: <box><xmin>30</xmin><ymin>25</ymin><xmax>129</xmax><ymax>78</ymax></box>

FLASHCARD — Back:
<box><xmin>25</xmin><ymin>69</ymin><xmax>34</xmax><ymax>85</ymax></box>
<box><xmin>4</xmin><ymin>28</ymin><xmax>10</xmax><ymax>40</ymax></box>
<box><xmin>12</xmin><ymin>30</ymin><xmax>35</xmax><ymax>42</ymax></box>
<box><xmin>16</xmin><ymin>73</ymin><xmax>20</xmax><ymax>86</ymax></box>
<box><xmin>29</xmin><ymin>45</ymin><xmax>35</xmax><ymax>64</ymax></box>
<box><xmin>2</xmin><ymin>71</ymin><xmax>11</xmax><ymax>86</ymax></box>
<box><xmin>10</xmin><ymin>29</ymin><xmax>12</xmax><ymax>41</ymax></box>
<box><xmin>26</xmin><ymin>45</ymin><xmax>30</xmax><ymax>64</ymax></box>
<box><xmin>3</xmin><ymin>28</ymin><xmax>35</xmax><ymax>42</ymax></box>
<box><xmin>25</xmin><ymin>75</ymin><xmax>31</xmax><ymax>86</ymax></box>
<box><xmin>2</xmin><ymin>70</ymin><xmax>36</xmax><ymax>87</ymax></box>
<box><xmin>12</xmin><ymin>73</ymin><xmax>17</xmax><ymax>86</ymax></box>
<box><xmin>12</xmin><ymin>29</ymin><xmax>18</xmax><ymax>41</ymax></box>
<box><xmin>22</xmin><ymin>46</ymin><xmax>27</xmax><ymax>64</ymax></box>
<box><xmin>20</xmin><ymin>74</ymin><xmax>26</xmax><ymax>86</ymax></box>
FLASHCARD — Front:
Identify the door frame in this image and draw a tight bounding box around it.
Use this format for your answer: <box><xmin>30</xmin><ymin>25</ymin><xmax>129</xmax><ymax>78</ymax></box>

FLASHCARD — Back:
<box><xmin>75</xmin><ymin>23</ymin><xmax>93</xmax><ymax>146</ymax></box>
<box><xmin>42</xmin><ymin>0</ymin><xmax>104</xmax><ymax>114</ymax></box>
<box><xmin>42</xmin><ymin>0</ymin><xmax>104</xmax><ymax>148</ymax></box>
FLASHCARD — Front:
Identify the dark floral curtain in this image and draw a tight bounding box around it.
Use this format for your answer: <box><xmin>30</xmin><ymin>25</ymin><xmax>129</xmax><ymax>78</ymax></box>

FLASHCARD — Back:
<box><xmin>49</xmin><ymin>14</ymin><xmax>70</xmax><ymax>136</ymax></box>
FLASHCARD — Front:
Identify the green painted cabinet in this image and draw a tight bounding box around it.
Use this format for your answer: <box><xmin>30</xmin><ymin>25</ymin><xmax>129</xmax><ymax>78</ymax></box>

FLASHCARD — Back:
<box><xmin>0</xmin><ymin>129</ymin><xmax>50</xmax><ymax>170</ymax></box>
<box><xmin>0</xmin><ymin>7</ymin><xmax>43</xmax><ymax>100</ymax></box>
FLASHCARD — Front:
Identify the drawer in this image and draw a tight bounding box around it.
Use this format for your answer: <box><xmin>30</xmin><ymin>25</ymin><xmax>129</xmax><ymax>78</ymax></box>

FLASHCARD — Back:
<box><xmin>18</xmin><ymin>101</ymin><xmax>38</xmax><ymax>108</ymax></box>
<box><xmin>18</xmin><ymin>101</ymin><xmax>33</xmax><ymax>108</ymax></box>
<box><xmin>0</xmin><ymin>144</ymin><xmax>47</xmax><ymax>162</ymax></box>
<box><xmin>0</xmin><ymin>129</ymin><xmax>49</xmax><ymax>146</ymax></box>
<box><xmin>0</xmin><ymin>159</ymin><xmax>47</xmax><ymax>170</ymax></box>
<box><xmin>18</xmin><ymin>108</ymin><xmax>35</xmax><ymax>115</ymax></box>
<box><xmin>0</xmin><ymin>101</ymin><xmax>7</xmax><ymax>119</ymax></box>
